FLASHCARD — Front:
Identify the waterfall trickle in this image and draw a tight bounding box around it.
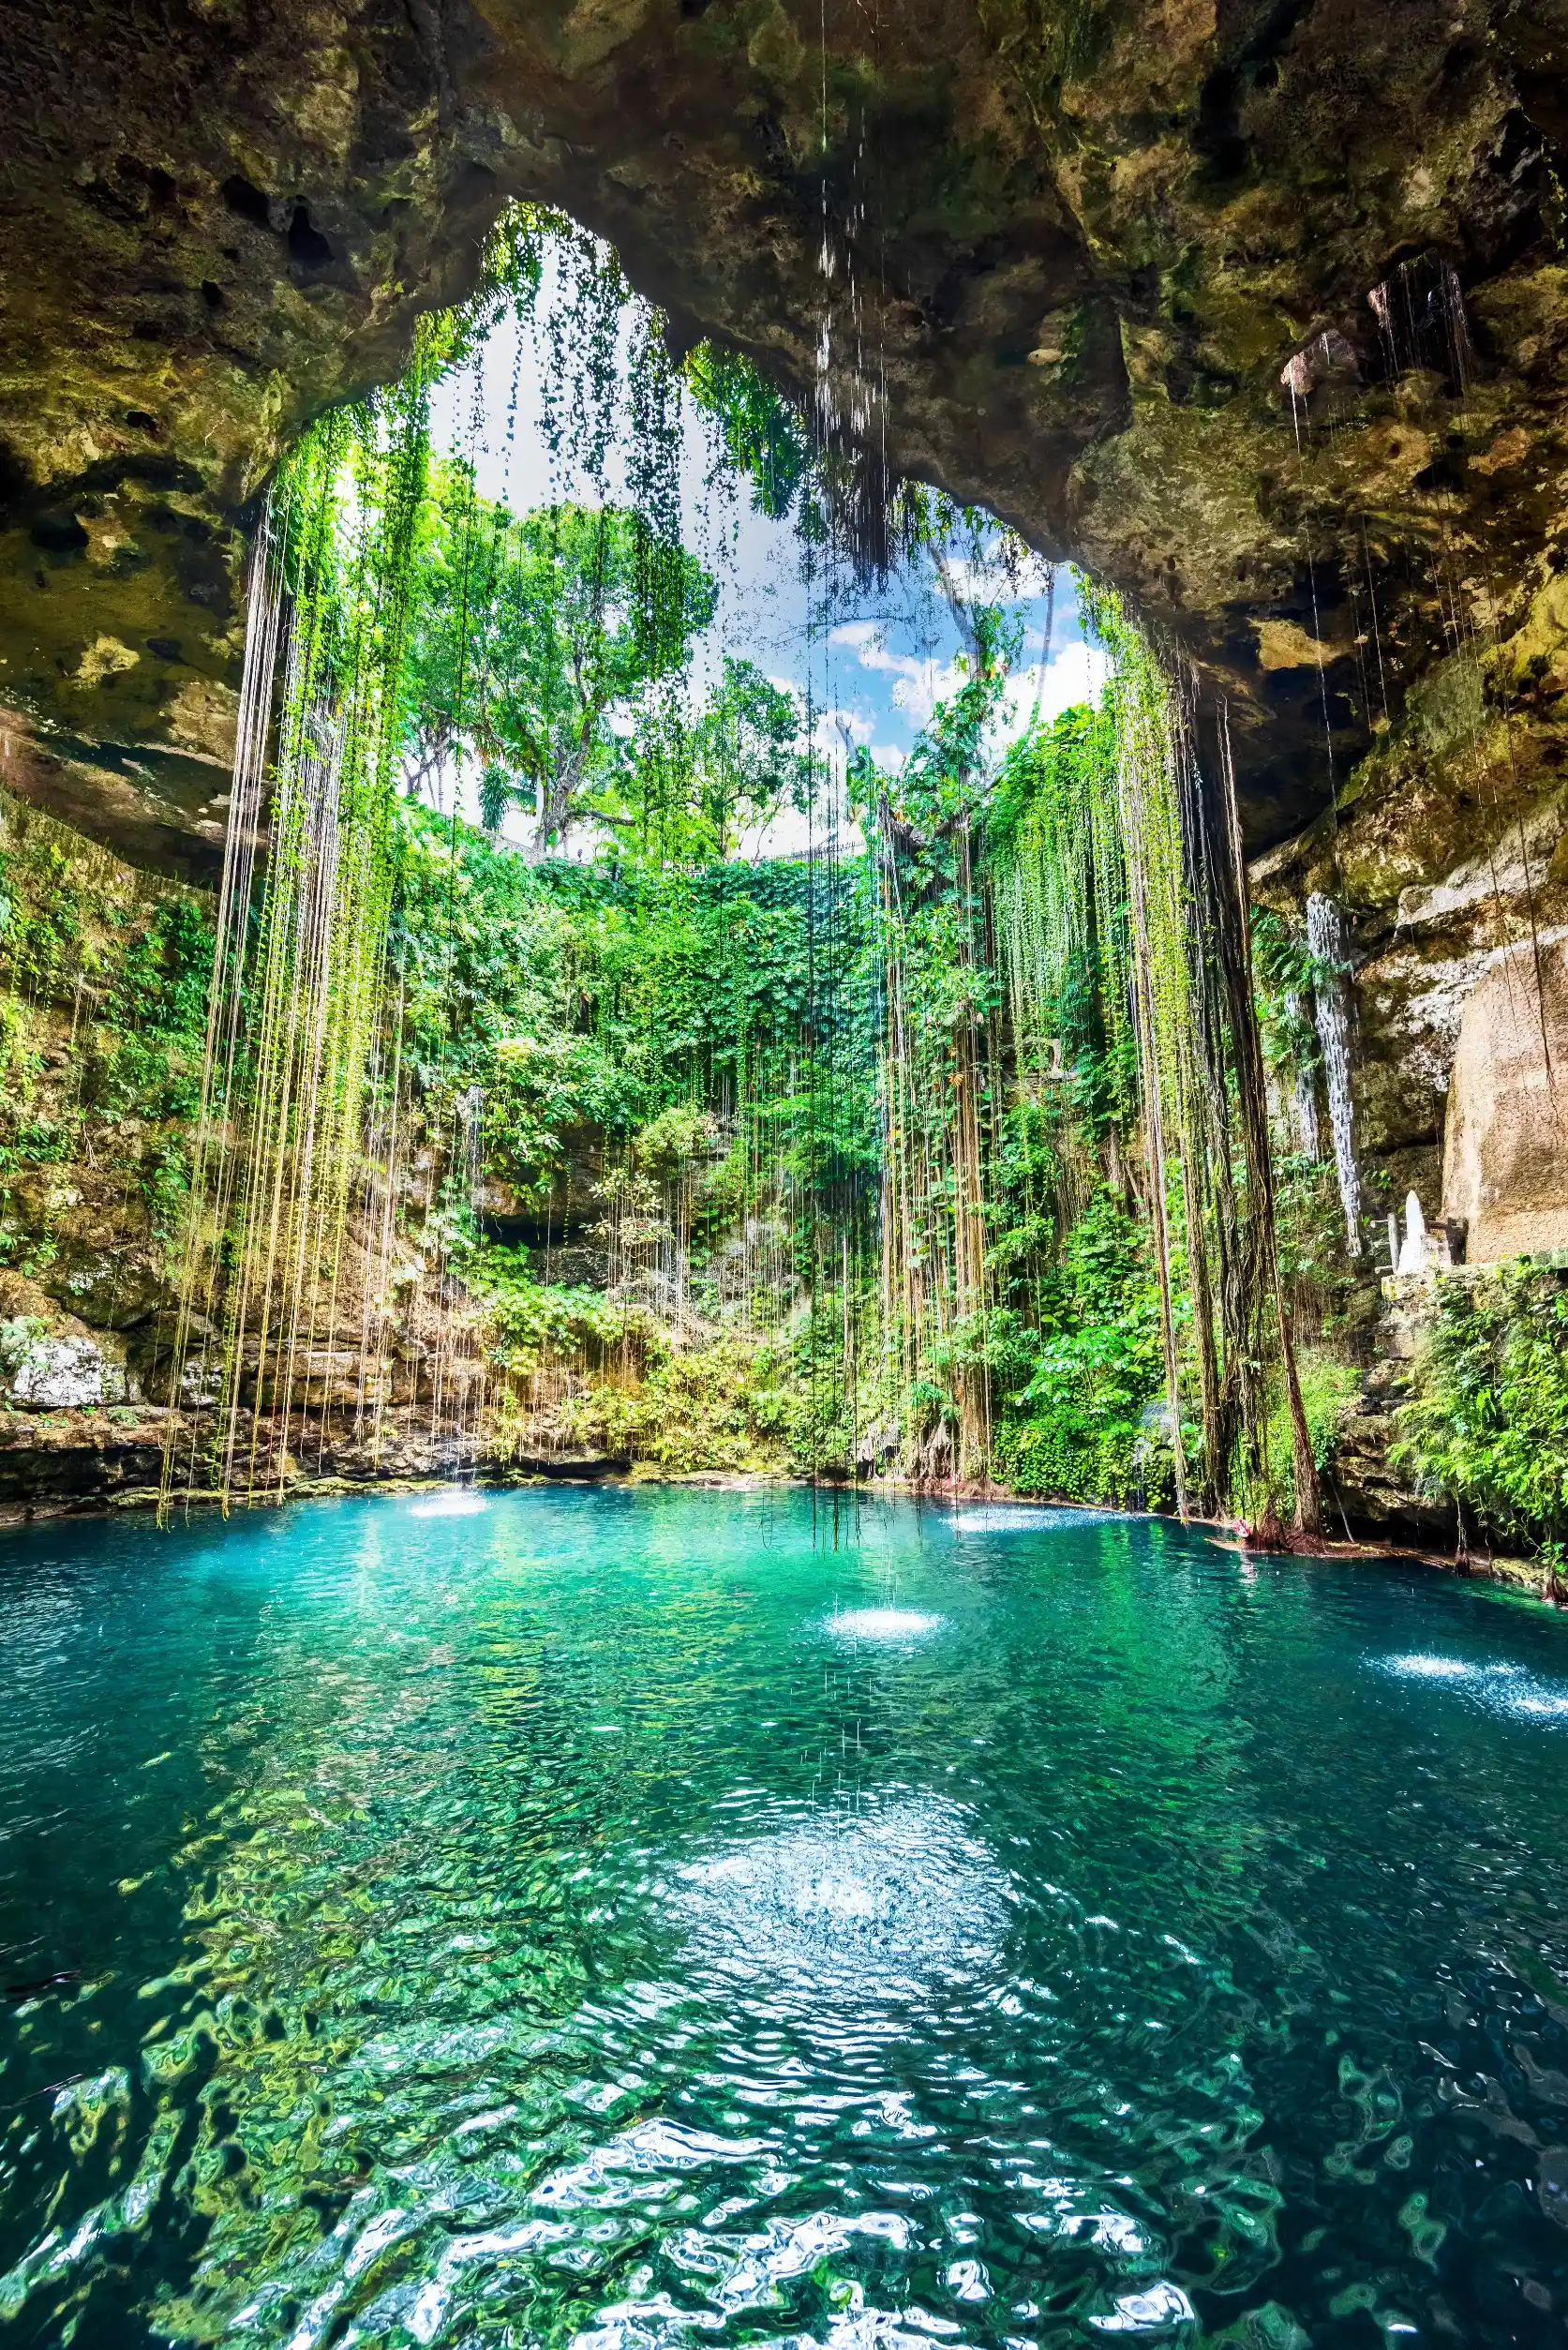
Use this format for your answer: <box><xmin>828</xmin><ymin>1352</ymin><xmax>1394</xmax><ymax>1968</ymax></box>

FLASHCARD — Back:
<box><xmin>1307</xmin><ymin>892</ymin><xmax>1362</xmax><ymax>1256</ymax></box>
<box><xmin>1284</xmin><ymin>989</ymin><xmax>1321</xmax><ymax>1159</ymax></box>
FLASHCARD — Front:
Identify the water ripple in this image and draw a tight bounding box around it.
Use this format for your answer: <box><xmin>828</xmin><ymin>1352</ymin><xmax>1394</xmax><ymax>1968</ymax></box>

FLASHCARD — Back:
<box><xmin>2</xmin><ymin>1488</ymin><xmax>1568</xmax><ymax>2346</ymax></box>
<box><xmin>408</xmin><ymin>1489</ymin><xmax>490</xmax><ymax>1519</ymax></box>
<box><xmin>673</xmin><ymin>1795</ymin><xmax>1012</xmax><ymax>2007</ymax></box>
<box><xmin>947</xmin><ymin>1505</ymin><xmax>1115</xmax><ymax>1534</ymax></box>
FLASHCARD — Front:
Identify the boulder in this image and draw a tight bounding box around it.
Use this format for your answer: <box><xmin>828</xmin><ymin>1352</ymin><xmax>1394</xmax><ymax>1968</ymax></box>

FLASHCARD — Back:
<box><xmin>0</xmin><ymin>1323</ymin><xmax>133</xmax><ymax>1410</ymax></box>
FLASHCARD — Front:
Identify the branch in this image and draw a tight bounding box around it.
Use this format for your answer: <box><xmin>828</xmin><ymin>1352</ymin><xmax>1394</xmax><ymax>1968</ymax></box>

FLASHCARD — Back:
<box><xmin>877</xmin><ymin>789</ymin><xmax>932</xmax><ymax>862</ymax></box>
<box><xmin>931</xmin><ymin>544</ymin><xmax>983</xmax><ymax>667</ymax></box>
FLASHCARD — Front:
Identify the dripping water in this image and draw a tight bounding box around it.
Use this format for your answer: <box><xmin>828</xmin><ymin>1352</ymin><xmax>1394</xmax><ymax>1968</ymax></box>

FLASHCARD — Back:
<box><xmin>1283</xmin><ymin>989</ymin><xmax>1322</xmax><ymax>1160</ymax></box>
<box><xmin>1306</xmin><ymin>892</ymin><xmax>1362</xmax><ymax>1255</ymax></box>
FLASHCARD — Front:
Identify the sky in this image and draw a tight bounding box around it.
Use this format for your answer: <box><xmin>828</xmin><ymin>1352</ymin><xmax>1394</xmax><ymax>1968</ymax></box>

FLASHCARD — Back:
<box><xmin>425</xmin><ymin>256</ymin><xmax>1106</xmax><ymax>856</ymax></box>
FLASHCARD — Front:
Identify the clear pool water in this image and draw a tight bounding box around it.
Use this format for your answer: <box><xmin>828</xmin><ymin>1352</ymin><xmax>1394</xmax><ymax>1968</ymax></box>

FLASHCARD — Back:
<box><xmin>3</xmin><ymin>1486</ymin><xmax>1568</xmax><ymax>2345</ymax></box>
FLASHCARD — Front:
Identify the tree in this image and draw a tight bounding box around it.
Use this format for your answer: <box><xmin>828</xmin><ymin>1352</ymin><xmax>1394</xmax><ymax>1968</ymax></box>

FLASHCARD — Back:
<box><xmin>679</xmin><ymin>654</ymin><xmax>812</xmax><ymax>858</ymax></box>
<box><xmin>402</xmin><ymin>464</ymin><xmax>717</xmax><ymax>858</ymax></box>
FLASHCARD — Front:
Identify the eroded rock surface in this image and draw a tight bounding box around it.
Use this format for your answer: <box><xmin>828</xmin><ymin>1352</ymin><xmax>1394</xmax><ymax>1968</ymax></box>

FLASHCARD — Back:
<box><xmin>1442</xmin><ymin>935</ymin><xmax>1568</xmax><ymax>1258</ymax></box>
<box><xmin>2</xmin><ymin>0</ymin><xmax>1568</xmax><ymax>850</ymax></box>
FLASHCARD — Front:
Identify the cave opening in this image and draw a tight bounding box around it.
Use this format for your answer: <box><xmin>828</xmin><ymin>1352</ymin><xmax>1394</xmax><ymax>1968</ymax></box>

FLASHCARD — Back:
<box><xmin>122</xmin><ymin>196</ymin><xmax>1341</xmax><ymax>1542</ymax></box>
<box><xmin>0</xmin><ymin>125</ymin><xmax>1560</xmax><ymax>1562</ymax></box>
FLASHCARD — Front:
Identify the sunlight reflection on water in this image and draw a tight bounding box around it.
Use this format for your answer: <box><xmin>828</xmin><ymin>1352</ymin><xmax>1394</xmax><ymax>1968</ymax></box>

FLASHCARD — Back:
<box><xmin>1381</xmin><ymin>1652</ymin><xmax>1568</xmax><ymax>1721</ymax></box>
<box><xmin>824</xmin><ymin>1606</ymin><xmax>944</xmax><ymax>1642</ymax></box>
<box><xmin>408</xmin><ymin>1489</ymin><xmax>489</xmax><ymax>1519</ymax></box>
<box><xmin>674</xmin><ymin>1795</ymin><xmax>1012</xmax><ymax>2002</ymax></box>
<box><xmin>948</xmin><ymin>1504</ymin><xmax>1118</xmax><ymax>1534</ymax></box>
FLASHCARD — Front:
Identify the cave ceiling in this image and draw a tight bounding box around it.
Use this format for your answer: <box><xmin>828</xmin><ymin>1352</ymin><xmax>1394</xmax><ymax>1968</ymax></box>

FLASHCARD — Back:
<box><xmin>2</xmin><ymin>0</ymin><xmax>1568</xmax><ymax>875</ymax></box>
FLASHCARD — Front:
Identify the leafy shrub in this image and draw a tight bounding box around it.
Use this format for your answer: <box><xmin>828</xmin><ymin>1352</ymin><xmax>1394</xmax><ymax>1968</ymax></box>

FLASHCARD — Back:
<box><xmin>1249</xmin><ymin>1354</ymin><xmax>1361</xmax><ymax>1523</ymax></box>
<box><xmin>1392</xmin><ymin>1265</ymin><xmax>1568</xmax><ymax>1552</ymax></box>
<box><xmin>475</xmin><ymin>1246</ymin><xmax>622</xmax><ymax>1377</ymax></box>
<box><xmin>561</xmin><ymin>1332</ymin><xmax>795</xmax><ymax>1473</ymax></box>
<box><xmin>990</xmin><ymin>1191</ymin><xmax>1171</xmax><ymax>1505</ymax></box>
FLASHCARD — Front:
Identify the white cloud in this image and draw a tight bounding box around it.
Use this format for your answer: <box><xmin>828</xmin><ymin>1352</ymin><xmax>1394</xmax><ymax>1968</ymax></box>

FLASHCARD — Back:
<box><xmin>829</xmin><ymin>624</ymin><xmax>966</xmax><ymax>728</ymax></box>
<box><xmin>814</xmin><ymin>705</ymin><xmax>875</xmax><ymax>756</ymax></box>
<box><xmin>934</xmin><ymin>547</ymin><xmax>1055</xmax><ymax>603</ymax></box>
<box><xmin>829</xmin><ymin>619</ymin><xmax>948</xmax><ymax>716</ymax></box>
<box><xmin>1025</xmin><ymin>638</ymin><xmax>1110</xmax><ymax>726</ymax></box>
<box><xmin>829</xmin><ymin>620</ymin><xmax>883</xmax><ymax>652</ymax></box>
<box><xmin>825</xmin><ymin>613</ymin><xmax>1104</xmax><ymax>743</ymax></box>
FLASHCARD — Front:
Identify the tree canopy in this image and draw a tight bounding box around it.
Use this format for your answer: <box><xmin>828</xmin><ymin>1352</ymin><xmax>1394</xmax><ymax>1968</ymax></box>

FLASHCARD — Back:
<box><xmin>401</xmin><ymin>468</ymin><xmax>718</xmax><ymax>857</ymax></box>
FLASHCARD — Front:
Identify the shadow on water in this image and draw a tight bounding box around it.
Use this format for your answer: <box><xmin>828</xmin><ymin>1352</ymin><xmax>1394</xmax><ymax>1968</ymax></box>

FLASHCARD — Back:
<box><xmin>1</xmin><ymin>1487</ymin><xmax>1567</xmax><ymax>2343</ymax></box>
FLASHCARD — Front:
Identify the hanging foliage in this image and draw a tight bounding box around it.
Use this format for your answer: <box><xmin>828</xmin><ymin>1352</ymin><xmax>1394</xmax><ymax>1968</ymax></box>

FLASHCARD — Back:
<box><xmin>156</xmin><ymin>196</ymin><xmax>1357</xmax><ymax>1532</ymax></box>
<box><xmin>1002</xmin><ymin>578</ymin><xmax>1324</xmax><ymax>1533</ymax></box>
<box><xmin>160</xmin><ymin>369</ymin><xmax>436</xmax><ymax>1512</ymax></box>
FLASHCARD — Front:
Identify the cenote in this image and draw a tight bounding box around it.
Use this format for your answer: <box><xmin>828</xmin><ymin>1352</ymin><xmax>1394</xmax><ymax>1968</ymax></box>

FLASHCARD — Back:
<box><xmin>5</xmin><ymin>1488</ymin><xmax>1568</xmax><ymax>2345</ymax></box>
<box><xmin>9</xmin><ymin>17</ymin><xmax>1568</xmax><ymax>2345</ymax></box>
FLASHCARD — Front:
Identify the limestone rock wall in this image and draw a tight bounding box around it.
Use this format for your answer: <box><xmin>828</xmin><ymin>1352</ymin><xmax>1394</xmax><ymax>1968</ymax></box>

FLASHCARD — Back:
<box><xmin>1442</xmin><ymin>936</ymin><xmax>1568</xmax><ymax>1260</ymax></box>
<box><xmin>1254</xmin><ymin>574</ymin><xmax>1568</xmax><ymax>1269</ymax></box>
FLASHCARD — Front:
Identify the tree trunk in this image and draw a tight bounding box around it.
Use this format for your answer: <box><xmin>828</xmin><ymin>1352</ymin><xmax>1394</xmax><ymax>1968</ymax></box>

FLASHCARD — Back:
<box><xmin>530</xmin><ymin>771</ymin><xmax>575</xmax><ymax>861</ymax></box>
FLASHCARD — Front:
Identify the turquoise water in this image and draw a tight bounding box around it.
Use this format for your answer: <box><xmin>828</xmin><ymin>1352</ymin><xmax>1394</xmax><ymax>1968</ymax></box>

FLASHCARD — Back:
<box><xmin>3</xmin><ymin>1489</ymin><xmax>1568</xmax><ymax>2346</ymax></box>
